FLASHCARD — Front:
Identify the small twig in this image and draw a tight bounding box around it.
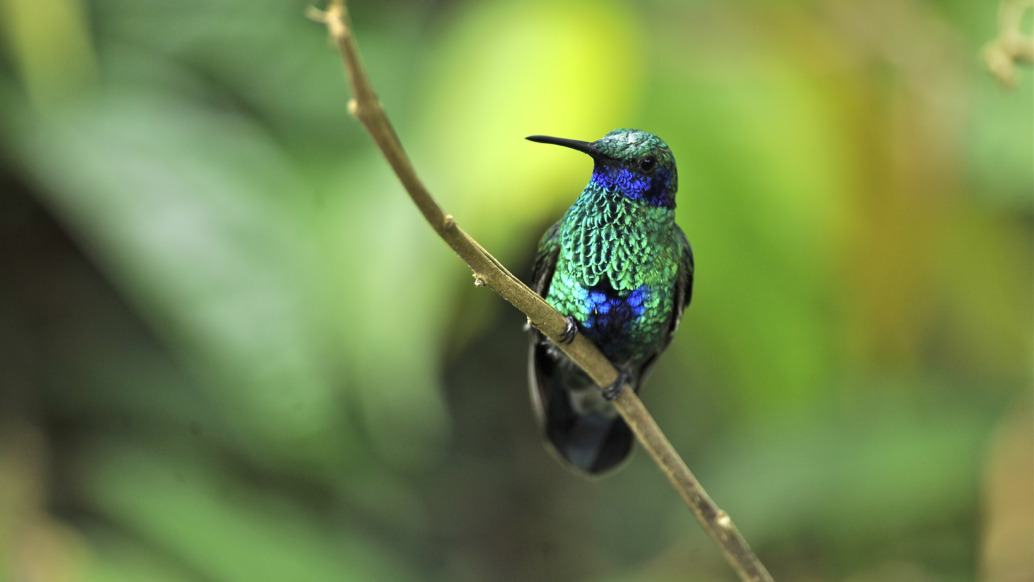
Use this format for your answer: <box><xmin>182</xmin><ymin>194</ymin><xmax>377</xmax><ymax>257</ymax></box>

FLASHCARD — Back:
<box><xmin>983</xmin><ymin>0</ymin><xmax>1034</xmax><ymax>86</ymax></box>
<box><xmin>309</xmin><ymin>3</ymin><xmax>773</xmax><ymax>581</ymax></box>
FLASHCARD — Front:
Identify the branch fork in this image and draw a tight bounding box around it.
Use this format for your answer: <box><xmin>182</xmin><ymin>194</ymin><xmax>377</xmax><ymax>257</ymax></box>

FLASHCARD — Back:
<box><xmin>984</xmin><ymin>0</ymin><xmax>1034</xmax><ymax>86</ymax></box>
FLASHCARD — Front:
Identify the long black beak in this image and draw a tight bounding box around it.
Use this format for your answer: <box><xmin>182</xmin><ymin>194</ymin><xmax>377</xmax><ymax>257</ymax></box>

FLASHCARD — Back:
<box><xmin>526</xmin><ymin>135</ymin><xmax>596</xmax><ymax>156</ymax></box>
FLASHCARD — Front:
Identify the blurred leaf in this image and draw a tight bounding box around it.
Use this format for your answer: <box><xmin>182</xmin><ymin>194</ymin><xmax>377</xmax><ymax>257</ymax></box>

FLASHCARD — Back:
<box><xmin>319</xmin><ymin>158</ymin><xmax>454</xmax><ymax>469</ymax></box>
<box><xmin>969</xmin><ymin>77</ymin><xmax>1034</xmax><ymax>210</ymax></box>
<box><xmin>0</xmin><ymin>0</ymin><xmax>97</xmax><ymax>108</ymax></box>
<box><xmin>700</xmin><ymin>391</ymin><xmax>992</xmax><ymax>551</ymax></box>
<box><xmin>82</xmin><ymin>530</ymin><xmax>198</xmax><ymax>582</ymax></box>
<box><xmin>4</xmin><ymin>90</ymin><xmax>345</xmax><ymax>469</ymax></box>
<box><xmin>92</xmin><ymin>0</ymin><xmax>358</xmax><ymax>152</ymax></box>
<box><xmin>934</xmin><ymin>208</ymin><xmax>1033</xmax><ymax>382</ymax></box>
<box><xmin>76</xmin><ymin>439</ymin><xmax>418</xmax><ymax>582</ymax></box>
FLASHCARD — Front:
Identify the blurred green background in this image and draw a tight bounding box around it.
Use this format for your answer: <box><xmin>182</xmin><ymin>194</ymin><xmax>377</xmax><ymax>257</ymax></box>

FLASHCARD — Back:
<box><xmin>0</xmin><ymin>0</ymin><xmax>1031</xmax><ymax>581</ymax></box>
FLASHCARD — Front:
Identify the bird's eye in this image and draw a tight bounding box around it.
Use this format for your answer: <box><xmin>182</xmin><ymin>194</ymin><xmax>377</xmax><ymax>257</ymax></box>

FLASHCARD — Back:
<box><xmin>639</xmin><ymin>155</ymin><xmax>657</xmax><ymax>172</ymax></box>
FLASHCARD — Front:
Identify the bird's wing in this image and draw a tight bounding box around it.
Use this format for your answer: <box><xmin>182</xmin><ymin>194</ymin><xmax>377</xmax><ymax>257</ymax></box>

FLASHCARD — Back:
<box><xmin>531</xmin><ymin>220</ymin><xmax>562</xmax><ymax>296</ymax></box>
<box><xmin>670</xmin><ymin>226</ymin><xmax>694</xmax><ymax>335</ymax></box>
<box><xmin>636</xmin><ymin>227</ymin><xmax>693</xmax><ymax>384</ymax></box>
<box><xmin>527</xmin><ymin>219</ymin><xmax>563</xmax><ymax>438</ymax></box>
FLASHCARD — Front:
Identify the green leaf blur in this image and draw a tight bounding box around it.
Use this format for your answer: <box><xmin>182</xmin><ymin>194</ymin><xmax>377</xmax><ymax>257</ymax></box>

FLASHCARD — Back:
<box><xmin>0</xmin><ymin>1</ymin><xmax>1030</xmax><ymax>581</ymax></box>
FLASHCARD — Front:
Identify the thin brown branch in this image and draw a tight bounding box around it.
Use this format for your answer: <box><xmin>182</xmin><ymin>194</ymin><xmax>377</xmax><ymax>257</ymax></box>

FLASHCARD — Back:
<box><xmin>309</xmin><ymin>2</ymin><xmax>774</xmax><ymax>581</ymax></box>
<box><xmin>984</xmin><ymin>0</ymin><xmax>1034</xmax><ymax>87</ymax></box>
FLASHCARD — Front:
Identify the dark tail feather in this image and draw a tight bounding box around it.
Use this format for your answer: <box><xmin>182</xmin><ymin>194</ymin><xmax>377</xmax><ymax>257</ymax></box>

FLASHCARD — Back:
<box><xmin>546</xmin><ymin>408</ymin><xmax>634</xmax><ymax>474</ymax></box>
<box><xmin>529</xmin><ymin>338</ymin><xmax>634</xmax><ymax>475</ymax></box>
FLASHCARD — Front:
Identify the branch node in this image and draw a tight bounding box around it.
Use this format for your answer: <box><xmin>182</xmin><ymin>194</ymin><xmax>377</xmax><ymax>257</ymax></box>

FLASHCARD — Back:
<box><xmin>716</xmin><ymin>511</ymin><xmax>733</xmax><ymax>534</ymax></box>
<box><xmin>308</xmin><ymin>2</ymin><xmax>348</xmax><ymax>40</ymax></box>
<box><xmin>348</xmin><ymin>98</ymin><xmax>359</xmax><ymax>117</ymax></box>
<box><xmin>473</xmin><ymin>274</ymin><xmax>486</xmax><ymax>287</ymax></box>
<box><xmin>442</xmin><ymin>214</ymin><xmax>457</xmax><ymax>230</ymax></box>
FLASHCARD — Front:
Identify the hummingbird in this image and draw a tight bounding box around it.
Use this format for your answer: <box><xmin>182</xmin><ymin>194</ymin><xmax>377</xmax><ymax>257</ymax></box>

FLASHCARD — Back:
<box><xmin>526</xmin><ymin>128</ymin><xmax>694</xmax><ymax>475</ymax></box>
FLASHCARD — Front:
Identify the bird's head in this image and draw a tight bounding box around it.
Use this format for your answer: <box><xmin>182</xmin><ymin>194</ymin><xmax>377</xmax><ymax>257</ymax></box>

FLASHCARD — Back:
<box><xmin>527</xmin><ymin>128</ymin><xmax>678</xmax><ymax>208</ymax></box>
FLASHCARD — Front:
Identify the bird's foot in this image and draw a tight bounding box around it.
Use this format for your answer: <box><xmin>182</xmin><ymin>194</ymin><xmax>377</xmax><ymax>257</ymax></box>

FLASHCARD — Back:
<box><xmin>558</xmin><ymin>316</ymin><xmax>578</xmax><ymax>344</ymax></box>
<box><xmin>601</xmin><ymin>369</ymin><xmax>630</xmax><ymax>401</ymax></box>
